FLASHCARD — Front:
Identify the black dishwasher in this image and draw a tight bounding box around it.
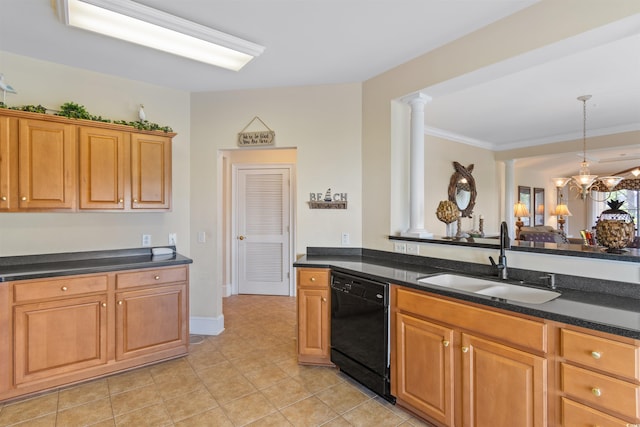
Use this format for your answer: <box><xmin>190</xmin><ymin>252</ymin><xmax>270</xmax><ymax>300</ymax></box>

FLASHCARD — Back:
<box><xmin>330</xmin><ymin>271</ymin><xmax>394</xmax><ymax>402</ymax></box>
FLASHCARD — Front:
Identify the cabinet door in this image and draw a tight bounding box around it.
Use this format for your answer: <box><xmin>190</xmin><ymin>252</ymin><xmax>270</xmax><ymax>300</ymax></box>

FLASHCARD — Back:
<box><xmin>462</xmin><ymin>333</ymin><xmax>547</xmax><ymax>427</ymax></box>
<box><xmin>0</xmin><ymin>116</ymin><xmax>11</xmax><ymax>210</ymax></box>
<box><xmin>130</xmin><ymin>133</ymin><xmax>171</xmax><ymax>210</ymax></box>
<box><xmin>297</xmin><ymin>287</ymin><xmax>331</xmax><ymax>364</ymax></box>
<box><xmin>393</xmin><ymin>312</ymin><xmax>455</xmax><ymax>426</ymax></box>
<box><xmin>116</xmin><ymin>283</ymin><xmax>188</xmax><ymax>360</ymax></box>
<box><xmin>18</xmin><ymin>119</ymin><xmax>76</xmax><ymax>209</ymax></box>
<box><xmin>79</xmin><ymin>127</ymin><xmax>127</xmax><ymax>209</ymax></box>
<box><xmin>14</xmin><ymin>295</ymin><xmax>108</xmax><ymax>385</ymax></box>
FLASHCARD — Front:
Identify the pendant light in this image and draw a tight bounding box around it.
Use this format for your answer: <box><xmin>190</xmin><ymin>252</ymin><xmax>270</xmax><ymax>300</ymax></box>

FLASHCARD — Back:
<box><xmin>552</xmin><ymin>95</ymin><xmax>623</xmax><ymax>199</ymax></box>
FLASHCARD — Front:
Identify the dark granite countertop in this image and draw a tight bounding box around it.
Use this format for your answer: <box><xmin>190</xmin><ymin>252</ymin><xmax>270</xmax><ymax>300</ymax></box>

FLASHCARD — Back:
<box><xmin>294</xmin><ymin>248</ymin><xmax>640</xmax><ymax>340</ymax></box>
<box><xmin>0</xmin><ymin>247</ymin><xmax>193</xmax><ymax>282</ymax></box>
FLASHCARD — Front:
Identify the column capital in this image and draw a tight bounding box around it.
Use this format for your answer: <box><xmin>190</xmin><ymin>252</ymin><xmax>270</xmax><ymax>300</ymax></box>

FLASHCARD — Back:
<box><xmin>401</xmin><ymin>92</ymin><xmax>432</xmax><ymax>106</ymax></box>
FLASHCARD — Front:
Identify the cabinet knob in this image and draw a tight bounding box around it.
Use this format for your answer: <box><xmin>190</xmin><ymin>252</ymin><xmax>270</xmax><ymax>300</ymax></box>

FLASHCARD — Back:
<box><xmin>462</xmin><ymin>346</ymin><xmax>469</xmax><ymax>353</ymax></box>
<box><xmin>310</xmin><ymin>277</ymin><xmax>316</xmax><ymax>282</ymax></box>
<box><xmin>118</xmin><ymin>300</ymin><xmax>123</xmax><ymax>305</ymax></box>
<box><xmin>101</xmin><ymin>303</ymin><xmax>107</xmax><ymax>307</ymax></box>
<box><xmin>238</xmin><ymin>235</ymin><xmax>245</xmax><ymax>240</ymax></box>
<box><xmin>321</xmin><ymin>297</ymin><xmax>327</xmax><ymax>302</ymax></box>
<box><xmin>119</xmin><ymin>198</ymin><xmax>124</xmax><ymax>203</ymax></box>
<box><xmin>591</xmin><ymin>351</ymin><xmax>601</xmax><ymax>359</ymax></box>
<box><xmin>61</xmin><ymin>286</ymin><xmax>68</xmax><ymax>291</ymax></box>
<box><xmin>442</xmin><ymin>340</ymin><xmax>450</xmax><ymax>347</ymax></box>
<box><xmin>591</xmin><ymin>387</ymin><xmax>602</xmax><ymax>397</ymax></box>
<box><xmin>1</xmin><ymin>196</ymin><xmax>6</xmax><ymax>201</ymax></box>
<box><xmin>154</xmin><ymin>275</ymin><xmax>160</xmax><ymax>280</ymax></box>
<box><xmin>21</xmin><ymin>196</ymin><xmax>27</xmax><ymax>201</ymax></box>
<box><xmin>133</xmin><ymin>199</ymin><xmax>138</xmax><ymax>203</ymax></box>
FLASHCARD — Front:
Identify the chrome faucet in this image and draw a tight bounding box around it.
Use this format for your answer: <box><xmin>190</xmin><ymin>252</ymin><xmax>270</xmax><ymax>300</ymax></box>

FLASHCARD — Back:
<box><xmin>489</xmin><ymin>221</ymin><xmax>510</xmax><ymax>280</ymax></box>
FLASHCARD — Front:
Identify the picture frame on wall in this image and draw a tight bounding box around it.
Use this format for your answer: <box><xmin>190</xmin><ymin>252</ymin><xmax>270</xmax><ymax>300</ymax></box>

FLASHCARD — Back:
<box><xmin>534</xmin><ymin>188</ymin><xmax>545</xmax><ymax>226</ymax></box>
<box><xmin>518</xmin><ymin>186</ymin><xmax>531</xmax><ymax>226</ymax></box>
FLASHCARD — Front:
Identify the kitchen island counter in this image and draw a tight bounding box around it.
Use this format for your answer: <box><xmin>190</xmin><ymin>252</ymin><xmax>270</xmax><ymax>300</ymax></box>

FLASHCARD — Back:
<box><xmin>294</xmin><ymin>248</ymin><xmax>640</xmax><ymax>340</ymax></box>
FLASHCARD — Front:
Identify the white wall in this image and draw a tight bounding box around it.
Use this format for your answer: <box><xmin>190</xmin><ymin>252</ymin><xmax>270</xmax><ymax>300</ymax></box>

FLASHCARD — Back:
<box><xmin>0</xmin><ymin>52</ymin><xmax>190</xmax><ymax>257</ymax></box>
<box><xmin>189</xmin><ymin>83</ymin><xmax>363</xmax><ymax>328</ymax></box>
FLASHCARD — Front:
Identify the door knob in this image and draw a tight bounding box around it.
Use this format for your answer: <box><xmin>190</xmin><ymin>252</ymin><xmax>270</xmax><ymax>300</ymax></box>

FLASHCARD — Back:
<box><xmin>238</xmin><ymin>235</ymin><xmax>245</xmax><ymax>240</ymax></box>
<box><xmin>1</xmin><ymin>196</ymin><xmax>6</xmax><ymax>201</ymax></box>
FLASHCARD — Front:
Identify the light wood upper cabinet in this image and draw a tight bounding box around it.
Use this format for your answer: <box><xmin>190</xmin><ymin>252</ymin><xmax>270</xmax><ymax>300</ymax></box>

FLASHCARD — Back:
<box><xmin>0</xmin><ymin>116</ymin><xmax>11</xmax><ymax>210</ymax></box>
<box><xmin>79</xmin><ymin>127</ymin><xmax>127</xmax><ymax>210</ymax></box>
<box><xmin>131</xmin><ymin>133</ymin><xmax>171</xmax><ymax>210</ymax></box>
<box><xmin>18</xmin><ymin>119</ymin><xmax>76</xmax><ymax>209</ymax></box>
<box><xmin>0</xmin><ymin>109</ymin><xmax>175</xmax><ymax>212</ymax></box>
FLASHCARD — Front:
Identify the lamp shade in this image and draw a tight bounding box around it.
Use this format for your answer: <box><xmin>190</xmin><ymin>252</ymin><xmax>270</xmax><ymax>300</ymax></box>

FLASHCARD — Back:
<box><xmin>553</xmin><ymin>204</ymin><xmax>572</xmax><ymax>217</ymax></box>
<box><xmin>551</xmin><ymin>177</ymin><xmax>571</xmax><ymax>188</ymax></box>
<box><xmin>513</xmin><ymin>201</ymin><xmax>530</xmax><ymax>218</ymax></box>
<box><xmin>599</xmin><ymin>176</ymin><xmax>624</xmax><ymax>191</ymax></box>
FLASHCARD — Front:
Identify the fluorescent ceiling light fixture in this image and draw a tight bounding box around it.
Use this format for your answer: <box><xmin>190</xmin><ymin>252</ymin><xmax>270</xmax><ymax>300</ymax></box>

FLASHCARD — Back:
<box><xmin>55</xmin><ymin>0</ymin><xmax>264</xmax><ymax>71</ymax></box>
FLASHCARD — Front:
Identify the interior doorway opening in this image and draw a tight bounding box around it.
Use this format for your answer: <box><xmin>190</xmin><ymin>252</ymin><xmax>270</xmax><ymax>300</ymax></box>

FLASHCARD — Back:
<box><xmin>219</xmin><ymin>148</ymin><xmax>297</xmax><ymax>297</ymax></box>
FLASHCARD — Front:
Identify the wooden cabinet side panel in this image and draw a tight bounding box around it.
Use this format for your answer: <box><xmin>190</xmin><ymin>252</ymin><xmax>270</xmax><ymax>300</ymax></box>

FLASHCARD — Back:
<box><xmin>462</xmin><ymin>333</ymin><xmax>547</xmax><ymax>427</ymax></box>
<box><xmin>130</xmin><ymin>134</ymin><xmax>171</xmax><ymax>210</ymax></box>
<box><xmin>18</xmin><ymin>119</ymin><xmax>76</xmax><ymax>209</ymax></box>
<box><xmin>0</xmin><ymin>284</ymin><xmax>11</xmax><ymax>394</ymax></box>
<box><xmin>116</xmin><ymin>284</ymin><xmax>187</xmax><ymax>361</ymax></box>
<box><xmin>14</xmin><ymin>295</ymin><xmax>108</xmax><ymax>385</ymax></box>
<box><xmin>79</xmin><ymin>127</ymin><xmax>127</xmax><ymax>209</ymax></box>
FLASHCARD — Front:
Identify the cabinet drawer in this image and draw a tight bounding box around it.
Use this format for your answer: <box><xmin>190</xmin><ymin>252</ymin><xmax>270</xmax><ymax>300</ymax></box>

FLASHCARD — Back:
<box><xmin>13</xmin><ymin>275</ymin><xmax>108</xmax><ymax>302</ymax></box>
<box><xmin>394</xmin><ymin>287</ymin><xmax>547</xmax><ymax>353</ymax></box>
<box><xmin>561</xmin><ymin>363</ymin><xmax>640</xmax><ymax>419</ymax></box>
<box><xmin>561</xmin><ymin>328</ymin><xmax>640</xmax><ymax>382</ymax></box>
<box><xmin>562</xmin><ymin>397</ymin><xmax>633</xmax><ymax>427</ymax></box>
<box><xmin>297</xmin><ymin>268</ymin><xmax>330</xmax><ymax>288</ymax></box>
<box><xmin>116</xmin><ymin>266</ymin><xmax>187</xmax><ymax>289</ymax></box>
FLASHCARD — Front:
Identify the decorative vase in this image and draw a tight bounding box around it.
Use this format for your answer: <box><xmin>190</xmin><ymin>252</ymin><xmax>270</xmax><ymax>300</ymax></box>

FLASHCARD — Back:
<box><xmin>595</xmin><ymin>200</ymin><xmax>635</xmax><ymax>253</ymax></box>
<box><xmin>436</xmin><ymin>200</ymin><xmax>459</xmax><ymax>238</ymax></box>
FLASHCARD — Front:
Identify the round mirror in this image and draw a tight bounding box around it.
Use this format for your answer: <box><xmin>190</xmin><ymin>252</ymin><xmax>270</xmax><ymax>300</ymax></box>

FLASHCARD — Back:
<box><xmin>448</xmin><ymin>162</ymin><xmax>476</xmax><ymax>217</ymax></box>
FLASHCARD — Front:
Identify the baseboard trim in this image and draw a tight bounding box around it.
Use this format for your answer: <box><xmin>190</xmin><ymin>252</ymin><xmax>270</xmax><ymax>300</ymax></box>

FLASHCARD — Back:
<box><xmin>190</xmin><ymin>315</ymin><xmax>224</xmax><ymax>336</ymax></box>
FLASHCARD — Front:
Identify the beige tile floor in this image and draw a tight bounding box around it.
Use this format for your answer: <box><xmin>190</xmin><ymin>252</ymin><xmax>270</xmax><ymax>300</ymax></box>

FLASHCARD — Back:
<box><xmin>0</xmin><ymin>295</ymin><xmax>433</xmax><ymax>427</ymax></box>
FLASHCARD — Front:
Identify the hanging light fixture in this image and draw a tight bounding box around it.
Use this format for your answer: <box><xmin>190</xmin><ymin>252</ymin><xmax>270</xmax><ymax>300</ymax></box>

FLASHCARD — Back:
<box><xmin>552</xmin><ymin>95</ymin><xmax>623</xmax><ymax>199</ymax></box>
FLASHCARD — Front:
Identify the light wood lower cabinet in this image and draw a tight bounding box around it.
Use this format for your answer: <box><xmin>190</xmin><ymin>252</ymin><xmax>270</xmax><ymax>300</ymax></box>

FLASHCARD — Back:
<box><xmin>2</xmin><ymin>265</ymin><xmax>189</xmax><ymax>402</ymax></box>
<box><xmin>116</xmin><ymin>283</ymin><xmax>188</xmax><ymax>361</ymax></box>
<box><xmin>14</xmin><ymin>294</ymin><xmax>109</xmax><ymax>385</ymax></box>
<box><xmin>296</xmin><ymin>268</ymin><xmax>333</xmax><ymax>366</ymax></box>
<box><xmin>391</xmin><ymin>285</ymin><xmax>548</xmax><ymax>427</ymax></box>
<box><xmin>559</xmin><ymin>327</ymin><xmax>640</xmax><ymax>426</ymax></box>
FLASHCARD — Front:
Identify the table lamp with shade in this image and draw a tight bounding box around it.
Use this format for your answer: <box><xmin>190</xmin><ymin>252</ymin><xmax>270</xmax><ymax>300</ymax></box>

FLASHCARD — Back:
<box><xmin>513</xmin><ymin>201</ymin><xmax>530</xmax><ymax>240</ymax></box>
<box><xmin>553</xmin><ymin>203</ymin><xmax>572</xmax><ymax>235</ymax></box>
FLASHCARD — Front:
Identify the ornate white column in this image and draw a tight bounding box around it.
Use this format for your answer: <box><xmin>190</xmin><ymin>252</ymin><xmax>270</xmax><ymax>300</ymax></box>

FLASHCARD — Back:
<box><xmin>504</xmin><ymin>159</ymin><xmax>516</xmax><ymax>240</ymax></box>
<box><xmin>401</xmin><ymin>92</ymin><xmax>433</xmax><ymax>238</ymax></box>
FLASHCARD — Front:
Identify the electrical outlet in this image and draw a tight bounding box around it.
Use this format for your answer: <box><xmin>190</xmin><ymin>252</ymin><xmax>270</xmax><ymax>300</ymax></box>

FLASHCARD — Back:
<box><xmin>142</xmin><ymin>234</ymin><xmax>151</xmax><ymax>247</ymax></box>
<box><xmin>341</xmin><ymin>232</ymin><xmax>350</xmax><ymax>246</ymax></box>
<box><xmin>406</xmin><ymin>243</ymin><xmax>419</xmax><ymax>255</ymax></box>
<box><xmin>197</xmin><ymin>231</ymin><xmax>206</xmax><ymax>243</ymax></box>
<box><xmin>394</xmin><ymin>242</ymin><xmax>406</xmax><ymax>253</ymax></box>
<box><xmin>168</xmin><ymin>233</ymin><xmax>177</xmax><ymax>245</ymax></box>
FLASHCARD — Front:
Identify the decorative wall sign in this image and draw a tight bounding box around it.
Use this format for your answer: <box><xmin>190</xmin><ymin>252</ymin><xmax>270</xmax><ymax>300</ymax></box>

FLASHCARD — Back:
<box><xmin>308</xmin><ymin>188</ymin><xmax>348</xmax><ymax>209</ymax></box>
<box><xmin>238</xmin><ymin>116</ymin><xmax>275</xmax><ymax>146</ymax></box>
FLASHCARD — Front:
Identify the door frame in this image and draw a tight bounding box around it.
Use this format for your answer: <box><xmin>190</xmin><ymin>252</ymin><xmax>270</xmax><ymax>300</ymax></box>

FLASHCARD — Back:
<box><xmin>230</xmin><ymin>163</ymin><xmax>296</xmax><ymax>296</ymax></box>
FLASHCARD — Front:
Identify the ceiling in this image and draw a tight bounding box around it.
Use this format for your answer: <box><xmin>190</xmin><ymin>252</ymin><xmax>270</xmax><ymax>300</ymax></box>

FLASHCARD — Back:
<box><xmin>1</xmin><ymin>1</ymin><xmax>639</xmax><ymax>176</ymax></box>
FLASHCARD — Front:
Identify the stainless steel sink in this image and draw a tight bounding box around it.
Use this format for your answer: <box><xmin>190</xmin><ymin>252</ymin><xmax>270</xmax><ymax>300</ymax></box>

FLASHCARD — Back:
<box><xmin>417</xmin><ymin>274</ymin><xmax>560</xmax><ymax>304</ymax></box>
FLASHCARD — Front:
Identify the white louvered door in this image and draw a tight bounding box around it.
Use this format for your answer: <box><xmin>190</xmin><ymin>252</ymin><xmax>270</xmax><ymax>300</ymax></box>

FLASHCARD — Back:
<box><xmin>236</xmin><ymin>167</ymin><xmax>291</xmax><ymax>295</ymax></box>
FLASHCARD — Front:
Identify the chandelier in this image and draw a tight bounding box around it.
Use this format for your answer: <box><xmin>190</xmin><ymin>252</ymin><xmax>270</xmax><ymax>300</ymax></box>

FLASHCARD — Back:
<box><xmin>552</xmin><ymin>95</ymin><xmax>623</xmax><ymax>199</ymax></box>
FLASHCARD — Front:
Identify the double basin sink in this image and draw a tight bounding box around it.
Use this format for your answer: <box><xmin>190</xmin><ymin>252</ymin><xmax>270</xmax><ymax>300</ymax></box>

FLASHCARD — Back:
<box><xmin>417</xmin><ymin>274</ymin><xmax>560</xmax><ymax>304</ymax></box>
